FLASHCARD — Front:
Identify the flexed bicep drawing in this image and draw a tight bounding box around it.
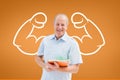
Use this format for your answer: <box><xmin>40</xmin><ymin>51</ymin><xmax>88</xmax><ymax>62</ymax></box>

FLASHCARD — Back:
<box><xmin>13</xmin><ymin>12</ymin><xmax>105</xmax><ymax>56</ymax></box>
<box><xmin>13</xmin><ymin>12</ymin><xmax>47</xmax><ymax>55</ymax></box>
<box><xmin>71</xmin><ymin>12</ymin><xmax>105</xmax><ymax>55</ymax></box>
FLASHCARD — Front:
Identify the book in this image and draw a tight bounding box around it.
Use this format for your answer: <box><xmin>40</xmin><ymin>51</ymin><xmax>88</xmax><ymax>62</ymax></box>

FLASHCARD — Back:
<box><xmin>48</xmin><ymin>59</ymin><xmax>70</xmax><ymax>67</ymax></box>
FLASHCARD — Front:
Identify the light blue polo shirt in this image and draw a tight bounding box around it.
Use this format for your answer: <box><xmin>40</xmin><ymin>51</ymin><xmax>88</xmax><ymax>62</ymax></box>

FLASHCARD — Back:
<box><xmin>37</xmin><ymin>32</ymin><xmax>83</xmax><ymax>80</ymax></box>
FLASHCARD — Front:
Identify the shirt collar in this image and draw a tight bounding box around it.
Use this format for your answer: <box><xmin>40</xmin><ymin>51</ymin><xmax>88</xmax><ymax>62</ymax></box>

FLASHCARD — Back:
<box><xmin>50</xmin><ymin>32</ymin><xmax>69</xmax><ymax>42</ymax></box>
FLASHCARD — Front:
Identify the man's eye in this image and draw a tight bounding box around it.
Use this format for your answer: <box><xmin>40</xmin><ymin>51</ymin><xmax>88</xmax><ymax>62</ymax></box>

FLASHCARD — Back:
<box><xmin>61</xmin><ymin>24</ymin><xmax>64</xmax><ymax>26</ymax></box>
<box><xmin>56</xmin><ymin>23</ymin><xmax>59</xmax><ymax>26</ymax></box>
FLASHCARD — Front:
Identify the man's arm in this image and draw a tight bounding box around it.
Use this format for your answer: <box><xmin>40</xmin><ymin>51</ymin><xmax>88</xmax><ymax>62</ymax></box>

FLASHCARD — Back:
<box><xmin>35</xmin><ymin>55</ymin><xmax>58</xmax><ymax>72</ymax></box>
<box><xmin>54</xmin><ymin>62</ymin><xmax>80</xmax><ymax>73</ymax></box>
<box><xmin>35</xmin><ymin>55</ymin><xmax>45</xmax><ymax>68</ymax></box>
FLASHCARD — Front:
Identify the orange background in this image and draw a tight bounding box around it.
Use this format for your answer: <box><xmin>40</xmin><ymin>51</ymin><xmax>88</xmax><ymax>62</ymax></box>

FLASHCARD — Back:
<box><xmin>0</xmin><ymin>0</ymin><xmax>120</xmax><ymax>79</ymax></box>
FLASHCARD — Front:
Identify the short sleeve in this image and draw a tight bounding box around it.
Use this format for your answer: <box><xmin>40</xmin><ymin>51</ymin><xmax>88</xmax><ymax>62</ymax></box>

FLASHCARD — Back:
<box><xmin>37</xmin><ymin>39</ymin><xmax>44</xmax><ymax>56</ymax></box>
<box><xmin>69</xmin><ymin>40</ymin><xmax>83</xmax><ymax>65</ymax></box>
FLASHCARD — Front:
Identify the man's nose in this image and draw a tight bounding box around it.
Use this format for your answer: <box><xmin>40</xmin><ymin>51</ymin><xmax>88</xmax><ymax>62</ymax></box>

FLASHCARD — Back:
<box><xmin>58</xmin><ymin>25</ymin><xmax>62</xmax><ymax>29</ymax></box>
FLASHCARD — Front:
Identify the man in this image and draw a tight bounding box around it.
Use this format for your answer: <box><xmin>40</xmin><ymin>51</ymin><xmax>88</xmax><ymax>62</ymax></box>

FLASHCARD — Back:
<box><xmin>35</xmin><ymin>14</ymin><xmax>83</xmax><ymax>80</ymax></box>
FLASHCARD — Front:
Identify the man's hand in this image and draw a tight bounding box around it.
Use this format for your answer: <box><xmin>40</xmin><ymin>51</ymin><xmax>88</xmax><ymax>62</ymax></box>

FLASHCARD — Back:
<box><xmin>44</xmin><ymin>62</ymin><xmax>59</xmax><ymax>72</ymax></box>
<box><xmin>52</xmin><ymin>62</ymin><xmax>80</xmax><ymax>73</ymax></box>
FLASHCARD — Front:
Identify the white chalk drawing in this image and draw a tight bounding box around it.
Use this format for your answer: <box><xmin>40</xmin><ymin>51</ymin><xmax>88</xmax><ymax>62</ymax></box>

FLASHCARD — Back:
<box><xmin>13</xmin><ymin>12</ymin><xmax>105</xmax><ymax>56</ymax></box>
<box><xmin>13</xmin><ymin>12</ymin><xmax>47</xmax><ymax>55</ymax></box>
<box><xmin>71</xmin><ymin>12</ymin><xmax>105</xmax><ymax>55</ymax></box>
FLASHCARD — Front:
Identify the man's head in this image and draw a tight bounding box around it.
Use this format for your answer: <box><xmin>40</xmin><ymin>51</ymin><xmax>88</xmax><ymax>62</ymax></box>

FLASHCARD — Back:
<box><xmin>54</xmin><ymin>14</ymin><xmax>69</xmax><ymax>39</ymax></box>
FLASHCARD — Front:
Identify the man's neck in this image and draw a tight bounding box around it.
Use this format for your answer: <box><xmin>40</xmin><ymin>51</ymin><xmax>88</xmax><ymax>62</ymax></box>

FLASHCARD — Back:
<box><xmin>55</xmin><ymin>34</ymin><xmax>64</xmax><ymax>40</ymax></box>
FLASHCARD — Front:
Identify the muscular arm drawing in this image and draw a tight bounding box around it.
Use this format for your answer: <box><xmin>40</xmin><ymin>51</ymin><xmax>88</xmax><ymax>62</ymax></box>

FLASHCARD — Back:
<box><xmin>71</xmin><ymin>12</ymin><xmax>105</xmax><ymax>55</ymax></box>
<box><xmin>13</xmin><ymin>12</ymin><xmax>47</xmax><ymax>55</ymax></box>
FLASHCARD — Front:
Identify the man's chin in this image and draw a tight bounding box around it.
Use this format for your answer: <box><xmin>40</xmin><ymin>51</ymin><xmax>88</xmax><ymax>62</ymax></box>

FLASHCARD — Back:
<box><xmin>57</xmin><ymin>32</ymin><xmax>62</xmax><ymax>35</ymax></box>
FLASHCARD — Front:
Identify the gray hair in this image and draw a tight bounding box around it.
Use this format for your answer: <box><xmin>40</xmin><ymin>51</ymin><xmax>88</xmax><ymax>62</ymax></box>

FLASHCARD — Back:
<box><xmin>54</xmin><ymin>14</ymin><xmax>69</xmax><ymax>26</ymax></box>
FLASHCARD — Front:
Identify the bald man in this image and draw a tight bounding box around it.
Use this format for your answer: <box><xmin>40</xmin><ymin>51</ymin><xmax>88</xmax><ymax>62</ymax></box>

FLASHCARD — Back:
<box><xmin>35</xmin><ymin>14</ymin><xmax>83</xmax><ymax>80</ymax></box>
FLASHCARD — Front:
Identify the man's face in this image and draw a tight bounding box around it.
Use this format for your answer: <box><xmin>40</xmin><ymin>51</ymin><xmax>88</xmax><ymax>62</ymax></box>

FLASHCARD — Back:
<box><xmin>54</xmin><ymin>17</ymin><xmax>67</xmax><ymax>38</ymax></box>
